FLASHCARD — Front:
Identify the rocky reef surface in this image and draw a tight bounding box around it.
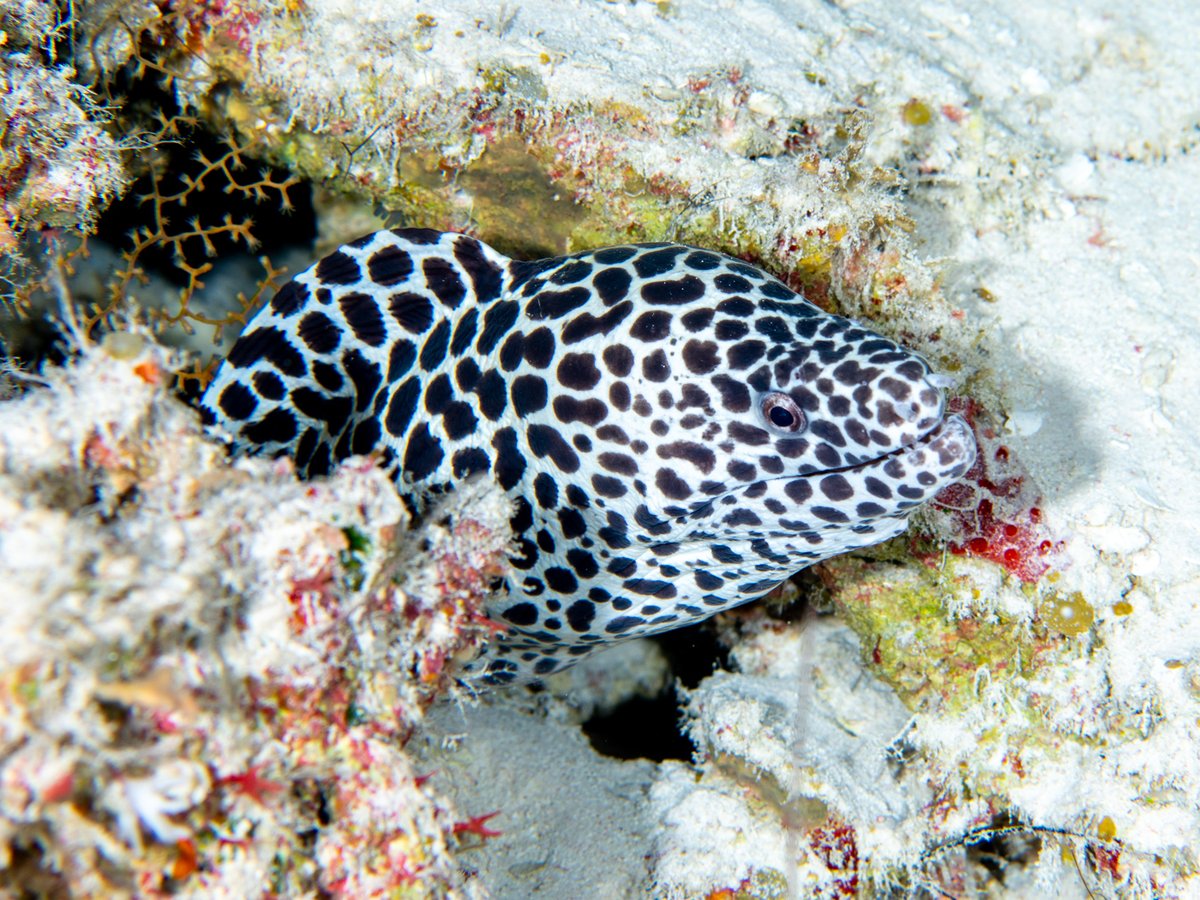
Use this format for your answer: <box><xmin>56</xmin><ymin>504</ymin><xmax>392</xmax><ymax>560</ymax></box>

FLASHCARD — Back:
<box><xmin>2</xmin><ymin>0</ymin><xmax>1198</xmax><ymax>896</ymax></box>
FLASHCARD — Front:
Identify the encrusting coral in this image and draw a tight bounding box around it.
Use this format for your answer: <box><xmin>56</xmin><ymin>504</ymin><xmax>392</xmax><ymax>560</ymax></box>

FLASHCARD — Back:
<box><xmin>0</xmin><ymin>330</ymin><xmax>510</xmax><ymax>896</ymax></box>
<box><xmin>0</xmin><ymin>7</ymin><xmax>128</xmax><ymax>282</ymax></box>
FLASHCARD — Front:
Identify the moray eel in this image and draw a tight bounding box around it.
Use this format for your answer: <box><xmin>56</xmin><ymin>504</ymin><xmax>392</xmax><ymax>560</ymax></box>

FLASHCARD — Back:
<box><xmin>201</xmin><ymin>229</ymin><xmax>976</xmax><ymax>684</ymax></box>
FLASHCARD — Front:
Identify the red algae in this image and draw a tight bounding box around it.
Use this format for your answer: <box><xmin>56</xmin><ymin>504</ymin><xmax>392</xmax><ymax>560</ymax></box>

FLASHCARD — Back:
<box><xmin>931</xmin><ymin>398</ymin><xmax>1064</xmax><ymax>583</ymax></box>
<box><xmin>808</xmin><ymin>820</ymin><xmax>860</xmax><ymax>897</ymax></box>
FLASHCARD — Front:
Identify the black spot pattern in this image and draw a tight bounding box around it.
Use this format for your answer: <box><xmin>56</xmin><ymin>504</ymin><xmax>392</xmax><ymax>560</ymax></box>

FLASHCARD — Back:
<box><xmin>297</xmin><ymin>312</ymin><xmax>341</xmax><ymax>354</ymax></box>
<box><xmin>512</xmin><ymin>374</ymin><xmax>548</xmax><ymax>416</ymax></box>
<box><xmin>492</xmin><ymin>427</ymin><xmax>526</xmax><ymax>489</ymax></box>
<box><xmin>681</xmin><ymin>308</ymin><xmax>714</xmax><ymax>331</ymax></box>
<box><xmin>442</xmin><ymin>402</ymin><xmax>478</xmax><ymax>440</ymax></box>
<box><xmin>423</xmin><ymin>257</ymin><xmax>467</xmax><ymax>307</ymax></box>
<box><xmin>270</xmin><ymin>280</ymin><xmax>309</xmax><ymax>317</ymax></box>
<box><xmin>557</xmin><ymin>353</ymin><xmax>602</xmax><ymax>390</ymax></box>
<box><xmin>387</xmin><ymin>340</ymin><xmax>417</xmax><ymax>382</ymax></box>
<box><xmin>528</xmin><ymin>424</ymin><xmax>581</xmax><ymax>473</ymax></box>
<box><xmin>642</xmin><ymin>349</ymin><xmax>670</xmax><ymax>383</ymax></box>
<box><xmin>450</xmin><ymin>308</ymin><xmax>479</xmax><ymax>356</ymax></box>
<box><xmin>339</xmin><ymin>292</ymin><xmax>387</xmax><ymax>347</ymax></box>
<box><xmin>315</xmin><ymin>250</ymin><xmax>360</xmax><ymax>285</ymax></box>
<box><xmin>602</xmin><ymin>345</ymin><xmax>634</xmax><ymax>377</ymax></box>
<box><xmin>642</xmin><ymin>275</ymin><xmax>706</xmax><ymax>305</ymax></box>
<box><xmin>522</xmin><ymin>327</ymin><xmax>556</xmax><ymax>368</ymax></box>
<box><xmin>593</xmin><ymin>266</ymin><xmax>632</xmax><ymax>305</ymax></box>
<box><xmin>453</xmin><ymin>447</ymin><xmax>491</xmax><ymax>478</ymax></box>
<box><xmin>456</xmin><ymin>358</ymin><xmax>481</xmax><ymax>392</ymax></box>
<box><xmin>633</xmin><ymin>247</ymin><xmax>686</xmax><ymax>277</ymax></box>
<box><xmin>419</xmin><ymin>320</ymin><xmax>451</xmax><ymax>371</ymax></box>
<box><xmin>526</xmin><ymin>287</ymin><xmax>592</xmax><ymax>320</ymax></box>
<box><xmin>657</xmin><ymin>441</ymin><xmax>716</xmax><ymax>474</ymax></box>
<box><xmin>228</xmin><ymin>326</ymin><xmax>307</xmax><ymax>377</ymax></box>
<box><xmin>368</xmin><ymin>244</ymin><xmax>413</xmax><ymax>286</ymax></box>
<box><xmin>714</xmin><ymin>273</ymin><xmax>752</xmax><ymax>294</ymax></box>
<box><xmin>477</xmin><ymin>300</ymin><xmax>520</xmax><ymax>354</ymax></box>
<box><xmin>342</xmin><ymin>349</ymin><xmax>381</xmax><ymax>414</ymax></box>
<box><xmin>454</xmin><ymin>236</ymin><xmax>503</xmax><ymax>301</ymax></box>
<box><xmin>549</xmin><ymin>260</ymin><xmax>593</xmax><ymax>284</ymax></box>
<box><xmin>352</xmin><ymin>417</ymin><xmax>381</xmax><ymax>454</ymax></box>
<box><xmin>684</xmin><ymin>250</ymin><xmax>721</xmax><ymax>270</ymax></box>
<box><xmin>476</xmin><ymin>370</ymin><xmax>509</xmax><ymax>421</ymax></box>
<box><xmin>727</xmin><ymin>340</ymin><xmax>766</xmax><ymax>370</ymax></box>
<box><xmin>253</xmin><ymin>370</ymin><xmax>287</xmax><ymax>400</ymax></box>
<box><xmin>554</xmin><ymin>396</ymin><xmax>607</xmax><ymax>425</ymax></box>
<box><xmin>404</xmin><ymin>423</ymin><xmax>444</xmax><ymax>480</ymax></box>
<box><xmin>291</xmin><ymin>385</ymin><xmax>353</xmax><ymax>437</ymax></box>
<box><xmin>218</xmin><ymin>382</ymin><xmax>257</xmax><ymax>420</ymax></box>
<box><xmin>630</xmin><ymin>310</ymin><xmax>672</xmax><ymax>341</ymax></box>
<box><xmin>385</xmin><ymin>378</ymin><xmax>421</xmax><ymax>438</ymax></box>
<box><xmin>609</xmin><ymin>382</ymin><xmax>631</xmax><ymax>411</ymax></box>
<box><xmin>389</xmin><ymin>292</ymin><xmax>435</xmax><ymax>334</ymax></box>
<box><xmin>682</xmin><ymin>339</ymin><xmax>720</xmax><ymax>374</ymax></box>
<box><xmin>242</xmin><ymin>408</ymin><xmax>297</xmax><ymax>445</ymax></box>
<box><xmin>592</xmin><ymin>246</ymin><xmax>637</xmax><ymax>264</ymax></box>
<box><xmin>561</xmin><ymin>300</ymin><xmax>632</xmax><ymax>343</ymax></box>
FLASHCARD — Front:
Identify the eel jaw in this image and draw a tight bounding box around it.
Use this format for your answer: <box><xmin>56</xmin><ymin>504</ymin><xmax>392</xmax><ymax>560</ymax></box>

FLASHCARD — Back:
<box><xmin>786</xmin><ymin>412</ymin><xmax>977</xmax><ymax>519</ymax></box>
<box><xmin>856</xmin><ymin>411</ymin><xmax>977</xmax><ymax>490</ymax></box>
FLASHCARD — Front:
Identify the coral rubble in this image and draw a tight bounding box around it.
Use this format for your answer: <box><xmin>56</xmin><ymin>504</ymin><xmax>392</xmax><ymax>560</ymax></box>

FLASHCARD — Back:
<box><xmin>0</xmin><ymin>334</ymin><xmax>509</xmax><ymax>896</ymax></box>
<box><xmin>0</xmin><ymin>4</ymin><xmax>127</xmax><ymax>262</ymax></box>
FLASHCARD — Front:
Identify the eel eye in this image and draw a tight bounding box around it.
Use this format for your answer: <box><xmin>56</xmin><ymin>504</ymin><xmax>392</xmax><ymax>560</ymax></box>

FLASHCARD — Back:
<box><xmin>761</xmin><ymin>392</ymin><xmax>806</xmax><ymax>433</ymax></box>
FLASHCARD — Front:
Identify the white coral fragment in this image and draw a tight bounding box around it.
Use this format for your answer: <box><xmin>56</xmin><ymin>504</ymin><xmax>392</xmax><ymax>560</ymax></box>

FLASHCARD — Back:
<box><xmin>116</xmin><ymin>760</ymin><xmax>211</xmax><ymax>847</ymax></box>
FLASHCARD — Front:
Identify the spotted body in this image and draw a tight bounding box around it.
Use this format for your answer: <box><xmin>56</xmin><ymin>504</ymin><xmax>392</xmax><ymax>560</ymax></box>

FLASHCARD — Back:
<box><xmin>201</xmin><ymin>229</ymin><xmax>976</xmax><ymax>684</ymax></box>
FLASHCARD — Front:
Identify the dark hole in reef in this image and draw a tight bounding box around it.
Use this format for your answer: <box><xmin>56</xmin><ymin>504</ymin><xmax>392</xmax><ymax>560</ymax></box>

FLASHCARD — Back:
<box><xmin>966</xmin><ymin>811</ymin><xmax>1043</xmax><ymax>886</ymax></box>
<box><xmin>0</xmin><ymin>839</ymin><xmax>71</xmax><ymax>897</ymax></box>
<box><xmin>0</xmin><ymin>314</ymin><xmax>73</xmax><ymax>373</ymax></box>
<box><xmin>580</xmin><ymin>622</ymin><xmax>730</xmax><ymax>762</ymax></box>
<box><xmin>656</xmin><ymin>618</ymin><xmax>733</xmax><ymax>690</ymax></box>
<box><xmin>94</xmin><ymin>67</ymin><xmax>316</xmax><ymax>290</ymax></box>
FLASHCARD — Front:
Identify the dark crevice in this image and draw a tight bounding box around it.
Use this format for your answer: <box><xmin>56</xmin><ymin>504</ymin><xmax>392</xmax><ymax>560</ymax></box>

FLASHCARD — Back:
<box><xmin>966</xmin><ymin>811</ymin><xmax>1043</xmax><ymax>886</ymax></box>
<box><xmin>94</xmin><ymin>67</ymin><xmax>317</xmax><ymax>289</ymax></box>
<box><xmin>581</xmin><ymin>621</ymin><xmax>730</xmax><ymax>762</ymax></box>
<box><xmin>653</xmin><ymin>619</ymin><xmax>732</xmax><ymax>689</ymax></box>
<box><xmin>582</xmin><ymin>685</ymin><xmax>694</xmax><ymax>762</ymax></box>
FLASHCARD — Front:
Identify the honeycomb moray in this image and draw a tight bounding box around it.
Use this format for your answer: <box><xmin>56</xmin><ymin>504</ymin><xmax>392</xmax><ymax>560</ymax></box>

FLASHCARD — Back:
<box><xmin>201</xmin><ymin>229</ymin><xmax>977</xmax><ymax>684</ymax></box>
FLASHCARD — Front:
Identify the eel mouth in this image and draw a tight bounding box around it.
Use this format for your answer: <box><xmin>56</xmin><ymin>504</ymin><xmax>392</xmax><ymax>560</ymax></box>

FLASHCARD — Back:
<box><xmin>665</xmin><ymin>415</ymin><xmax>976</xmax><ymax>529</ymax></box>
<box><xmin>818</xmin><ymin>413</ymin><xmax>977</xmax><ymax>479</ymax></box>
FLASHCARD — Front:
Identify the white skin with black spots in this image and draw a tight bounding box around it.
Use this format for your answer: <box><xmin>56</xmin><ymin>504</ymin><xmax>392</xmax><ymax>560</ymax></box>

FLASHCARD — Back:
<box><xmin>201</xmin><ymin>229</ymin><xmax>977</xmax><ymax>685</ymax></box>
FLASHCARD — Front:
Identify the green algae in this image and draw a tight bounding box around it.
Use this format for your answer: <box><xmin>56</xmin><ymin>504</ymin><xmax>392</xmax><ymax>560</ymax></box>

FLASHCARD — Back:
<box><xmin>733</xmin><ymin>867</ymin><xmax>790</xmax><ymax>899</ymax></box>
<box><xmin>817</xmin><ymin>555</ymin><xmax>1044</xmax><ymax>715</ymax></box>
<box><xmin>452</xmin><ymin>135</ymin><xmax>589</xmax><ymax>258</ymax></box>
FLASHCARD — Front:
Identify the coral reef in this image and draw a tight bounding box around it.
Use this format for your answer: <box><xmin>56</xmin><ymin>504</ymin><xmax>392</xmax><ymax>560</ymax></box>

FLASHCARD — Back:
<box><xmin>0</xmin><ymin>3</ymin><xmax>127</xmax><ymax>273</ymax></box>
<box><xmin>0</xmin><ymin>334</ymin><xmax>510</xmax><ymax>896</ymax></box>
<box><xmin>2</xmin><ymin>0</ymin><xmax>1199</xmax><ymax>895</ymax></box>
